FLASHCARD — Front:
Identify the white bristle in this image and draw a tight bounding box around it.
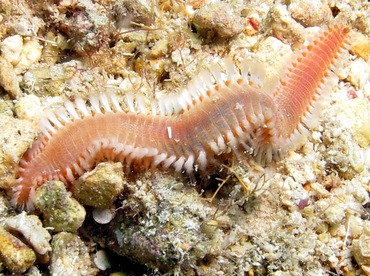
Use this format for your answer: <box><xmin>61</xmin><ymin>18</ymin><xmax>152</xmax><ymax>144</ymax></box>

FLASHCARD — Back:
<box><xmin>110</xmin><ymin>93</ymin><xmax>123</xmax><ymax>112</ymax></box>
<box><xmin>163</xmin><ymin>155</ymin><xmax>176</xmax><ymax>168</ymax></box>
<box><xmin>75</xmin><ymin>98</ymin><xmax>90</xmax><ymax>116</ymax></box>
<box><xmin>153</xmin><ymin>153</ymin><xmax>167</xmax><ymax>167</ymax></box>
<box><xmin>183</xmin><ymin>154</ymin><xmax>195</xmax><ymax>174</ymax></box>
<box><xmin>196</xmin><ymin>151</ymin><xmax>207</xmax><ymax>170</ymax></box>
<box><xmin>64</xmin><ymin>101</ymin><xmax>80</xmax><ymax>119</ymax></box>
<box><xmin>173</xmin><ymin>156</ymin><xmax>185</xmax><ymax>172</ymax></box>
<box><xmin>136</xmin><ymin>95</ymin><xmax>146</xmax><ymax>114</ymax></box>
<box><xmin>100</xmin><ymin>93</ymin><xmax>112</xmax><ymax>112</ymax></box>
<box><xmin>46</xmin><ymin>112</ymin><xmax>63</xmax><ymax>128</ymax></box>
<box><xmin>89</xmin><ymin>95</ymin><xmax>102</xmax><ymax>114</ymax></box>
<box><xmin>125</xmin><ymin>93</ymin><xmax>135</xmax><ymax>113</ymax></box>
<box><xmin>66</xmin><ymin>167</ymin><xmax>75</xmax><ymax>182</ymax></box>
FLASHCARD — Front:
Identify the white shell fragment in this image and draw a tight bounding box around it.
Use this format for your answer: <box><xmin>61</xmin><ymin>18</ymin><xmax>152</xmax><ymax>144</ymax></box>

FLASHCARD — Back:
<box><xmin>94</xmin><ymin>250</ymin><xmax>111</xmax><ymax>271</ymax></box>
<box><xmin>92</xmin><ymin>208</ymin><xmax>115</xmax><ymax>224</ymax></box>
<box><xmin>4</xmin><ymin>211</ymin><xmax>52</xmax><ymax>256</ymax></box>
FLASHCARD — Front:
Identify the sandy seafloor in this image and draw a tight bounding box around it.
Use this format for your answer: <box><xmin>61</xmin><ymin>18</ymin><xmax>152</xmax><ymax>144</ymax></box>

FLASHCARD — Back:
<box><xmin>0</xmin><ymin>0</ymin><xmax>370</xmax><ymax>275</ymax></box>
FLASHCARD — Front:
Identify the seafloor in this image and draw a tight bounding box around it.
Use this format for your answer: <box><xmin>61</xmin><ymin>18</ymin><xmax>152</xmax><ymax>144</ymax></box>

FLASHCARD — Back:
<box><xmin>0</xmin><ymin>0</ymin><xmax>370</xmax><ymax>275</ymax></box>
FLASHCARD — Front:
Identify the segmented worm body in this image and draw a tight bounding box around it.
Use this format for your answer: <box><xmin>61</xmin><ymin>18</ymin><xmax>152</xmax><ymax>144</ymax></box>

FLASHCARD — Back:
<box><xmin>14</xmin><ymin>25</ymin><xmax>350</xmax><ymax>210</ymax></box>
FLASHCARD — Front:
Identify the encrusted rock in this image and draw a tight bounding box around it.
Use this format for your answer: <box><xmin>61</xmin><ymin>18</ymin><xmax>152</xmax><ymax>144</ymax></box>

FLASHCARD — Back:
<box><xmin>115</xmin><ymin>0</ymin><xmax>156</xmax><ymax>27</ymax></box>
<box><xmin>13</xmin><ymin>37</ymin><xmax>42</xmax><ymax>74</ymax></box>
<box><xmin>10</xmin><ymin>16</ymin><xmax>44</xmax><ymax>37</ymax></box>
<box><xmin>253</xmin><ymin>35</ymin><xmax>293</xmax><ymax>79</ymax></box>
<box><xmin>352</xmin><ymin>230</ymin><xmax>370</xmax><ymax>275</ymax></box>
<box><xmin>266</xmin><ymin>4</ymin><xmax>305</xmax><ymax>47</ymax></box>
<box><xmin>4</xmin><ymin>212</ymin><xmax>52</xmax><ymax>258</ymax></box>
<box><xmin>0</xmin><ymin>57</ymin><xmax>21</xmax><ymax>97</ymax></box>
<box><xmin>288</xmin><ymin>0</ymin><xmax>332</xmax><ymax>27</ymax></box>
<box><xmin>0</xmin><ymin>35</ymin><xmax>42</xmax><ymax>97</ymax></box>
<box><xmin>192</xmin><ymin>2</ymin><xmax>245</xmax><ymax>40</ymax></box>
<box><xmin>345</xmin><ymin>99</ymin><xmax>370</xmax><ymax>148</ymax></box>
<box><xmin>80</xmin><ymin>173</ymin><xmax>215</xmax><ymax>273</ymax></box>
<box><xmin>72</xmin><ymin>162</ymin><xmax>125</xmax><ymax>208</ymax></box>
<box><xmin>321</xmin><ymin>98</ymin><xmax>369</xmax><ymax>178</ymax></box>
<box><xmin>35</xmin><ymin>181</ymin><xmax>86</xmax><ymax>232</ymax></box>
<box><xmin>50</xmin><ymin>232</ymin><xmax>98</xmax><ymax>275</ymax></box>
<box><xmin>47</xmin><ymin>0</ymin><xmax>112</xmax><ymax>55</ymax></box>
<box><xmin>0</xmin><ymin>113</ymin><xmax>37</xmax><ymax>190</ymax></box>
<box><xmin>347</xmin><ymin>58</ymin><xmax>370</xmax><ymax>90</ymax></box>
<box><xmin>0</xmin><ymin>227</ymin><xmax>36</xmax><ymax>273</ymax></box>
<box><xmin>284</xmin><ymin>153</ymin><xmax>317</xmax><ymax>184</ymax></box>
<box><xmin>350</xmin><ymin>31</ymin><xmax>370</xmax><ymax>61</ymax></box>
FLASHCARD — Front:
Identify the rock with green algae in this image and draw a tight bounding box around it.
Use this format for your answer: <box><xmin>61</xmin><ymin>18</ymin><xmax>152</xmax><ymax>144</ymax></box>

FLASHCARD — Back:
<box><xmin>0</xmin><ymin>227</ymin><xmax>36</xmax><ymax>273</ymax></box>
<box><xmin>50</xmin><ymin>232</ymin><xmax>98</xmax><ymax>276</ymax></box>
<box><xmin>34</xmin><ymin>181</ymin><xmax>86</xmax><ymax>232</ymax></box>
<box><xmin>72</xmin><ymin>162</ymin><xmax>125</xmax><ymax>208</ymax></box>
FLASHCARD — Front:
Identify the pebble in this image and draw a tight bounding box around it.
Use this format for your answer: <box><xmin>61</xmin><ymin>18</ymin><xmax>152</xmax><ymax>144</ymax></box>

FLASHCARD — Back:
<box><xmin>50</xmin><ymin>232</ymin><xmax>98</xmax><ymax>275</ymax></box>
<box><xmin>0</xmin><ymin>227</ymin><xmax>36</xmax><ymax>273</ymax></box>
<box><xmin>72</xmin><ymin>162</ymin><xmax>125</xmax><ymax>208</ymax></box>
<box><xmin>0</xmin><ymin>35</ymin><xmax>23</xmax><ymax>66</ymax></box>
<box><xmin>0</xmin><ymin>35</ymin><xmax>42</xmax><ymax>97</ymax></box>
<box><xmin>323</xmin><ymin>204</ymin><xmax>345</xmax><ymax>225</ymax></box>
<box><xmin>35</xmin><ymin>181</ymin><xmax>86</xmax><ymax>232</ymax></box>
<box><xmin>14</xmin><ymin>94</ymin><xmax>42</xmax><ymax>120</ymax></box>
<box><xmin>345</xmin><ymin>99</ymin><xmax>370</xmax><ymax>148</ymax></box>
<box><xmin>192</xmin><ymin>2</ymin><xmax>245</xmax><ymax>40</ymax></box>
